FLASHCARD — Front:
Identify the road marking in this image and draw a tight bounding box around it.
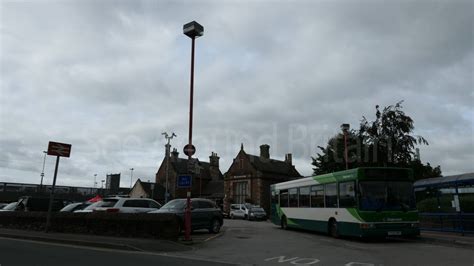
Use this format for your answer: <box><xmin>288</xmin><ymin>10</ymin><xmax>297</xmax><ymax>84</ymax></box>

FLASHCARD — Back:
<box><xmin>345</xmin><ymin>262</ymin><xmax>375</xmax><ymax>266</ymax></box>
<box><xmin>204</xmin><ymin>233</ymin><xmax>222</xmax><ymax>242</ymax></box>
<box><xmin>265</xmin><ymin>256</ymin><xmax>320</xmax><ymax>265</ymax></box>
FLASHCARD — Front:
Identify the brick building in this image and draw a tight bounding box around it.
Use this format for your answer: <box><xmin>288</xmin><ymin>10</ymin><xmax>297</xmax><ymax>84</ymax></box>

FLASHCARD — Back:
<box><xmin>155</xmin><ymin>148</ymin><xmax>224</xmax><ymax>202</ymax></box>
<box><xmin>224</xmin><ymin>144</ymin><xmax>301</xmax><ymax>214</ymax></box>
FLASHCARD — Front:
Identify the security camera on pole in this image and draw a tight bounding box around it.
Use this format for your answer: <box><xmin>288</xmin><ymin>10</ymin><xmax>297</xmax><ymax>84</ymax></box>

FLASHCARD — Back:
<box><xmin>182</xmin><ymin>20</ymin><xmax>203</xmax><ymax>242</ymax></box>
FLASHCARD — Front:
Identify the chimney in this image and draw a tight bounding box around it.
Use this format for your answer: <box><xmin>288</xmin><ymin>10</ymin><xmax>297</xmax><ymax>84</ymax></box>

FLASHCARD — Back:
<box><xmin>285</xmin><ymin>153</ymin><xmax>293</xmax><ymax>165</ymax></box>
<box><xmin>209</xmin><ymin>152</ymin><xmax>220</xmax><ymax>168</ymax></box>
<box><xmin>260</xmin><ymin>144</ymin><xmax>270</xmax><ymax>160</ymax></box>
<box><xmin>171</xmin><ymin>148</ymin><xmax>179</xmax><ymax>162</ymax></box>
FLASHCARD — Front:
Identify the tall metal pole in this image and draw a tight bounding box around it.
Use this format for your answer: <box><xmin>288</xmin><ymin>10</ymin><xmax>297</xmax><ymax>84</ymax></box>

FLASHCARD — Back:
<box><xmin>94</xmin><ymin>174</ymin><xmax>97</xmax><ymax>188</ymax></box>
<box><xmin>45</xmin><ymin>156</ymin><xmax>60</xmax><ymax>232</ymax></box>
<box><xmin>344</xmin><ymin>131</ymin><xmax>348</xmax><ymax>170</ymax></box>
<box><xmin>40</xmin><ymin>151</ymin><xmax>47</xmax><ymax>190</ymax></box>
<box><xmin>183</xmin><ymin>36</ymin><xmax>196</xmax><ymax>242</ymax></box>
<box><xmin>129</xmin><ymin>168</ymin><xmax>134</xmax><ymax>188</ymax></box>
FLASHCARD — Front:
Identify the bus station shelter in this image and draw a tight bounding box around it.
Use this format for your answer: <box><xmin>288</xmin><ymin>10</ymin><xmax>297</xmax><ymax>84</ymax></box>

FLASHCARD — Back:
<box><xmin>414</xmin><ymin>173</ymin><xmax>474</xmax><ymax>235</ymax></box>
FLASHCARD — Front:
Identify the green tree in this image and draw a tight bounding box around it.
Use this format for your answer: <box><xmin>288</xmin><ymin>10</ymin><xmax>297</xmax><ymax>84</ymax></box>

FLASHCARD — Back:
<box><xmin>312</xmin><ymin>101</ymin><xmax>442</xmax><ymax>179</ymax></box>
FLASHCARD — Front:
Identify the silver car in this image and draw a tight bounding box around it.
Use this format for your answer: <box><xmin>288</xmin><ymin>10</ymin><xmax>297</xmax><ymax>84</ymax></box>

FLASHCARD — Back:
<box><xmin>75</xmin><ymin>197</ymin><xmax>161</xmax><ymax>213</ymax></box>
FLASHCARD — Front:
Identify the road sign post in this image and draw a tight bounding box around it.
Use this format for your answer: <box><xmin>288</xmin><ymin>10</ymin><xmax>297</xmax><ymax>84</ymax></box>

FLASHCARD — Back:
<box><xmin>45</xmin><ymin>141</ymin><xmax>71</xmax><ymax>232</ymax></box>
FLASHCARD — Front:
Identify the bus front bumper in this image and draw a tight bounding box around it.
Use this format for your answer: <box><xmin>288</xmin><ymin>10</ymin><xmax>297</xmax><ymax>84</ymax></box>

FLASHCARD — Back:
<box><xmin>358</xmin><ymin>223</ymin><xmax>420</xmax><ymax>238</ymax></box>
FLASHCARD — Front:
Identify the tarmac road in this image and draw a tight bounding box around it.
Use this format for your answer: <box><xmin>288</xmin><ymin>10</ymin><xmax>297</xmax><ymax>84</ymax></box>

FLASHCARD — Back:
<box><xmin>179</xmin><ymin>219</ymin><xmax>474</xmax><ymax>266</ymax></box>
<box><xmin>0</xmin><ymin>237</ymin><xmax>234</xmax><ymax>266</ymax></box>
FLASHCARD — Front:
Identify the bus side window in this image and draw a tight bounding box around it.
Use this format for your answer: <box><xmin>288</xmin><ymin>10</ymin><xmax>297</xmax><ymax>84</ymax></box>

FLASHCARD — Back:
<box><xmin>289</xmin><ymin>188</ymin><xmax>298</xmax><ymax>207</ymax></box>
<box><xmin>325</xmin><ymin>183</ymin><xmax>338</xmax><ymax>208</ymax></box>
<box><xmin>280</xmin><ymin>190</ymin><xmax>288</xmax><ymax>207</ymax></box>
<box><xmin>339</xmin><ymin>181</ymin><xmax>356</xmax><ymax>208</ymax></box>
<box><xmin>310</xmin><ymin>185</ymin><xmax>324</xmax><ymax>208</ymax></box>
<box><xmin>299</xmin><ymin>187</ymin><xmax>310</xmax><ymax>208</ymax></box>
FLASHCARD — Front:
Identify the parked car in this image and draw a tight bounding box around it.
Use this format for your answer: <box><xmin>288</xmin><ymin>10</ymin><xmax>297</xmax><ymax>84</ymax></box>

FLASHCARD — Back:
<box><xmin>60</xmin><ymin>202</ymin><xmax>92</xmax><ymax>212</ymax></box>
<box><xmin>14</xmin><ymin>197</ymin><xmax>68</xmax><ymax>212</ymax></box>
<box><xmin>75</xmin><ymin>197</ymin><xmax>161</xmax><ymax>213</ymax></box>
<box><xmin>0</xmin><ymin>202</ymin><xmax>19</xmax><ymax>212</ymax></box>
<box><xmin>248</xmin><ymin>206</ymin><xmax>267</xmax><ymax>221</ymax></box>
<box><xmin>230</xmin><ymin>203</ymin><xmax>253</xmax><ymax>219</ymax></box>
<box><xmin>149</xmin><ymin>198</ymin><xmax>223</xmax><ymax>234</ymax></box>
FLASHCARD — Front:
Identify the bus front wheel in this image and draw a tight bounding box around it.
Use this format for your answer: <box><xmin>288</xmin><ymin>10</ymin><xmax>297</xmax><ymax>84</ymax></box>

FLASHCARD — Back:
<box><xmin>281</xmin><ymin>216</ymin><xmax>288</xmax><ymax>230</ymax></box>
<box><xmin>329</xmin><ymin>219</ymin><xmax>339</xmax><ymax>238</ymax></box>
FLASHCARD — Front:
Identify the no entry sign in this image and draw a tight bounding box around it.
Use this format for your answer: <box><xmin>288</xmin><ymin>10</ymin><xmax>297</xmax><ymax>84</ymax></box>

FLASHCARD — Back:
<box><xmin>183</xmin><ymin>144</ymin><xmax>196</xmax><ymax>157</ymax></box>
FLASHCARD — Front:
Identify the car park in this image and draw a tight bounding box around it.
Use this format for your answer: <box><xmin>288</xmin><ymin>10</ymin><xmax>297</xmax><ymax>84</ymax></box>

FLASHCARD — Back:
<box><xmin>149</xmin><ymin>198</ymin><xmax>223</xmax><ymax>234</ymax></box>
<box><xmin>75</xmin><ymin>197</ymin><xmax>161</xmax><ymax>213</ymax></box>
<box><xmin>60</xmin><ymin>202</ymin><xmax>92</xmax><ymax>212</ymax></box>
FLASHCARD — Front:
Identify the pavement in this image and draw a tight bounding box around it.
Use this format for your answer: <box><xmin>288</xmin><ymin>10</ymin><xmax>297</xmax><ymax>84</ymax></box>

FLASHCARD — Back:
<box><xmin>419</xmin><ymin>230</ymin><xmax>474</xmax><ymax>249</ymax></box>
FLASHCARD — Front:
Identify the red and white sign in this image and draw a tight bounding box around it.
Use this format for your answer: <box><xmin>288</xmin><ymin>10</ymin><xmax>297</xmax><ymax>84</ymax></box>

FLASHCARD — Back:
<box><xmin>47</xmin><ymin>141</ymin><xmax>72</xmax><ymax>157</ymax></box>
<box><xmin>183</xmin><ymin>144</ymin><xmax>196</xmax><ymax>157</ymax></box>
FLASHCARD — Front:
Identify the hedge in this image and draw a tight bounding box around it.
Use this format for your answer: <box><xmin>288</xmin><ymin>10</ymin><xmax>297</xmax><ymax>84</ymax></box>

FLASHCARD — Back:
<box><xmin>0</xmin><ymin>212</ymin><xmax>180</xmax><ymax>240</ymax></box>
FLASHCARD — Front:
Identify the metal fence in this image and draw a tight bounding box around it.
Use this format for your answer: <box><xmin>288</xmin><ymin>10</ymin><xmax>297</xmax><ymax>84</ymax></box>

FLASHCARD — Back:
<box><xmin>419</xmin><ymin>212</ymin><xmax>474</xmax><ymax>235</ymax></box>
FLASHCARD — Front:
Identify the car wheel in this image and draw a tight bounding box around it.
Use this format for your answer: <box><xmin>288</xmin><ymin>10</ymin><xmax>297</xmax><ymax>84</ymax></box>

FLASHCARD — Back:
<box><xmin>281</xmin><ymin>216</ymin><xmax>288</xmax><ymax>230</ymax></box>
<box><xmin>230</xmin><ymin>213</ymin><xmax>234</xmax><ymax>219</ymax></box>
<box><xmin>329</xmin><ymin>219</ymin><xmax>339</xmax><ymax>238</ymax></box>
<box><xmin>244</xmin><ymin>214</ymin><xmax>248</xmax><ymax>220</ymax></box>
<box><xmin>209</xmin><ymin>219</ymin><xmax>221</xmax><ymax>234</ymax></box>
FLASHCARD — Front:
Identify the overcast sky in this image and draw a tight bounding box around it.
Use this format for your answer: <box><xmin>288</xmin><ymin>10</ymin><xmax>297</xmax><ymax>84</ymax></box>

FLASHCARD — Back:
<box><xmin>1</xmin><ymin>0</ymin><xmax>472</xmax><ymax>188</ymax></box>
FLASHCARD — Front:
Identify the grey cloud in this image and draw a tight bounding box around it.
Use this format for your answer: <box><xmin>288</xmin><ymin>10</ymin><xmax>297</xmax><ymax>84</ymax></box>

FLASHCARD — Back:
<box><xmin>1</xmin><ymin>0</ymin><xmax>472</xmax><ymax>185</ymax></box>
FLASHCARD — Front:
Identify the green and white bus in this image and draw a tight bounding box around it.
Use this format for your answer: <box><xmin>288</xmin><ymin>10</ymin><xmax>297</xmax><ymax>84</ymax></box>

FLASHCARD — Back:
<box><xmin>270</xmin><ymin>167</ymin><xmax>419</xmax><ymax>238</ymax></box>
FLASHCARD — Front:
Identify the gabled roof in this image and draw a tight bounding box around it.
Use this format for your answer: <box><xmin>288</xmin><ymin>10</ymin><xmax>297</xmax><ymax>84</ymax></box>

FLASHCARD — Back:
<box><xmin>137</xmin><ymin>180</ymin><xmax>166</xmax><ymax>200</ymax></box>
<box><xmin>171</xmin><ymin>158</ymin><xmax>223</xmax><ymax>180</ymax></box>
<box><xmin>246</xmin><ymin>154</ymin><xmax>301</xmax><ymax>177</ymax></box>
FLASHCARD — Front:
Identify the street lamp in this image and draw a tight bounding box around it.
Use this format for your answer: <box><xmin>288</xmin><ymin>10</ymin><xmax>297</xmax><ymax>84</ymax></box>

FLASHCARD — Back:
<box><xmin>183</xmin><ymin>20</ymin><xmax>204</xmax><ymax>242</ymax></box>
<box><xmin>93</xmin><ymin>174</ymin><xmax>97</xmax><ymax>188</ymax></box>
<box><xmin>162</xmin><ymin>132</ymin><xmax>177</xmax><ymax>203</ymax></box>
<box><xmin>341</xmin><ymin>123</ymin><xmax>350</xmax><ymax>170</ymax></box>
<box><xmin>129</xmin><ymin>168</ymin><xmax>134</xmax><ymax>189</ymax></box>
<box><xmin>40</xmin><ymin>151</ymin><xmax>47</xmax><ymax>190</ymax></box>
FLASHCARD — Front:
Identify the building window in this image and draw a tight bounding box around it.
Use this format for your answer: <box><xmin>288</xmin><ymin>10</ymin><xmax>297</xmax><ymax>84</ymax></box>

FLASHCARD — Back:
<box><xmin>299</xmin><ymin>187</ymin><xmax>310</xmax><ymax>207</ymax></box>
<box><xmin>310</xmin><ymin>185</ymin><xmax>324</xmax><ymax>207</ymax></box>
<box><xmin>289</xmin><ymin>188</ymin><xmax>298</xmax><ymax>207</ymax></box>
<box><xmin>325</xmin><ymin>183</ymin><xmax>338</xmax><ymax>208</ymax></box>
<box><xmin>233</xmin><ymin>181</ymin><xmax>248</xmax><ymax>204</ymax></box>
<box><xmin>339</xmin><ymin>181</ymin><xmax>356</xmax><ymax>207</ymax></box>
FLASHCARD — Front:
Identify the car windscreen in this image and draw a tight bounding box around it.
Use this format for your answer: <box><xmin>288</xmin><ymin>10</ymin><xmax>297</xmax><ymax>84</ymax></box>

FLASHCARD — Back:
<box><xmin>160</xmin><ymin>199</ymin><xmax>186</xmax><ymax>209</ymax></box>
<box><xmin>251</xmin><ymin>207</ymin><xmax>265</xmax><ymax>212</ymax></box>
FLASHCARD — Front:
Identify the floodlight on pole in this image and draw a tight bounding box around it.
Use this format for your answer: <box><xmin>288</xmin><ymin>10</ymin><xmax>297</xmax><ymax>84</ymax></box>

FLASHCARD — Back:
<box><xmin>129</xmin><ymin>168</ymin><xmax>134</xmax><ymax>188</ymax></box>
<box><xmin>341</xmin><ymin>123</ymin><xmax>350</xmax><ymax>170</ymax></box>
<box><xmin>40</xmin><ymin>151</ymin><xmax>47</xmax><ymax>190</ymax></box>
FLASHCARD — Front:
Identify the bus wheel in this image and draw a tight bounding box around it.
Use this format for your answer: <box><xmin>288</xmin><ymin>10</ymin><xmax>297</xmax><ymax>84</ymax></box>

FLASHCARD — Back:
<box><xmin>281</xmin><ymin>216</ymin><xmax>288</xmax><ymax>230</ymax></box>
<box><xmin>329</xmin><ymin>219</ymin><xmax>339</xmax><ymax>238</ymax></box>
